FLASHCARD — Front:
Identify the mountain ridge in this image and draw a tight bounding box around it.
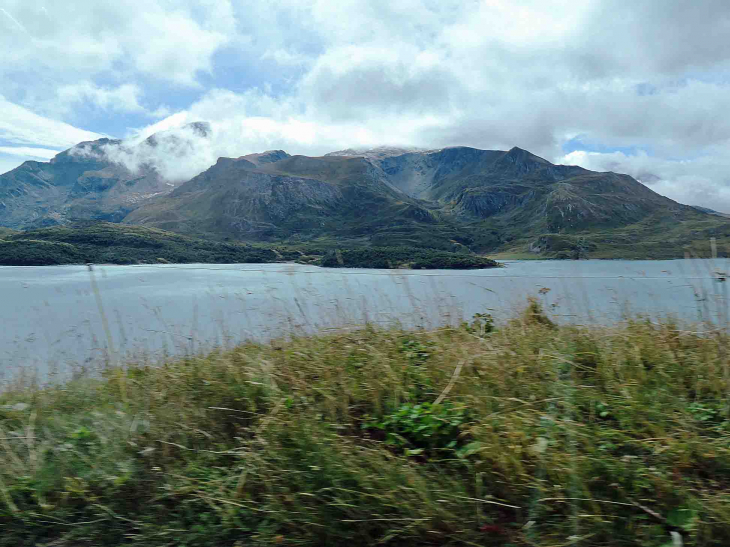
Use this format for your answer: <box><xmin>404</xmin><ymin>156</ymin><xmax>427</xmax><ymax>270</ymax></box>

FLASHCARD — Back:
<box><xmin>123</xmin><ymin>144</ymin><xmax>729</xmax><ymax>258</ymax></box>
<box><xmin>2</xmin><ymin>137</ymin><xmax>729</xmax><ymax>259</ymax></box>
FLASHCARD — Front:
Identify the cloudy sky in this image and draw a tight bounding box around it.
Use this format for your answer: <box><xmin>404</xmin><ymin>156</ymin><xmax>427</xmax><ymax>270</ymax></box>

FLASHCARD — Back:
<box><xmin>1</xmin><ymin>0</ymin><xmax>730</xmax><ymax>210</ymax></box>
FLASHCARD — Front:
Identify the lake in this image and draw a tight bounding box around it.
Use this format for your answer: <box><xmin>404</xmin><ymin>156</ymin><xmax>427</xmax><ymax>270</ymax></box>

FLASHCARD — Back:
<box><xmin>1</xmin><ymin>259</ymin><xmax>728</xmax><ymax>386</ymax></box>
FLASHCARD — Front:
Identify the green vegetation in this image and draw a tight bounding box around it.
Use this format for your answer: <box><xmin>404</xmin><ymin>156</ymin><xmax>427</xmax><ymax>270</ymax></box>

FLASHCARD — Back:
<box><xmin>580</xmin><ymin>210</ymin><xmax>730</xmax><ymax>259</ymax></box>
<box><xmin>3</xmin><ymin>304</ymin><xmax>730</xmax><ymax>546</ymax></box>
<box><xmin>277</xmin><ymin>194</ymin><xmax>730</xmax><ymax>262</ymax></box>
<box><xmin>0</xmin><ymin>227</ymin><xmax>17</xmax><ymax>239</ymax></box>
<box><xmin>0</xmin><ymin>222</ymin><xmax>300</xmax><ymax>266</ymax></box>
<box><xmin>320</xmin><ymin>246</ymin><xmax>499</xmax><ymax>269</ymax></box>
<box><xmin>487</xmin><ymin>209</ymin><xmax>730</xmax><ymax>260</ymax></box>
<box><xmin>5</xmin><ymin>143</ymin><xmax>730</xmax><ymax>260</ymax></box>
<box><xmin>0</xmin><ymin>222</ymin><xmax>498</xmax><ymax>269</ymax></box>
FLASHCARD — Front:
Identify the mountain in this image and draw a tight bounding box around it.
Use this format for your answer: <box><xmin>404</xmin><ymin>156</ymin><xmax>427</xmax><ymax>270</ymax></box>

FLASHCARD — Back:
<box><xmin>123</xmin><ymin>151</ymin><xmax>464</xmax><ymax>248</ymax></box>
<box><xmin>125</xmin><ymin>145</ymin><xmax>730</xmax><ymax>258</ymax></box>
<box><xmin>693</xmin><ymin>206</ymin><xmax>730</xmax><ymax>218</ymax></box>
<box><xmin>2</xmin><ymin>137</ymin><xmax>729</xmax><ymax>259</ymax></box>
<box><xmin>0</xmin><ymin>122</ymin><xmax>210</xmax><ymax>230</ymax></box>
<box><xmin>324</xmin><ymin>145</ymin><xmax>431</xmax><ymax>160</ymax></box>
<box><xmin>346</xmin><ymin>146</ymin><xmax>678</xmax><ymax>230</ymax></box>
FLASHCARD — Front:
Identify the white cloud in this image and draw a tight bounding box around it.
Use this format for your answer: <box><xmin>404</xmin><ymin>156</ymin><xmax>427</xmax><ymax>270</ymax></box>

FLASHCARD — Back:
<box><xmin>0</xmin><ymin>95</ymin><xmax>104</xmax><ymax>148</ymax></box>
<box><xmin>55</xmin><ymin>83</ymin><xmax>147</xmax><ymax>115</ymax></box>
<box><xmin>0</xmin><ymin>146</ymin><xmax>59</xmax><ymax>159</ymax></box>
<box><xmin>261</xmin><ymin>48</ymin><xmax>312</xmax><ymax>67</ymax></box>
<box><xmin>150</xmin><ymin>105</ymin><xmax>173</xmax><ymax>119</ymax></box>
<box><xmin>116</xmin><ymin>0</ymin><xmax>730</xmax><ymax>162</ymax></box>
<box><xmin>0</xmin><ymin>0</ymin><xmax>234</xmax><ymax>86</ymax></box>
<box><xmin>94</xmin><ymin>87</ymin><xmax>457</xmax><ymax>182</ymax></box>
<box><xmin>131</xmin><ymin>7</ymin><xmax>231</xmax><ymax>86</ymax></box>
<box><xmin>125</xmin><ymin>112</ymin><xmax>195</xmax><ymax>143</ymax></box>
<box><xmin>3</xmin><ymin>0</ymin><xmax>730</xmax><ymax>210</ymax></box>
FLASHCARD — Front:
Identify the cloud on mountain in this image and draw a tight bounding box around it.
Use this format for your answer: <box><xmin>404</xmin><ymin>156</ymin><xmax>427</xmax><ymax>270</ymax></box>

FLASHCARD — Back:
<box><xmin>2</xmin><ymin>0</ymin><xmax>730</xmax><ymax>209</ymax></box>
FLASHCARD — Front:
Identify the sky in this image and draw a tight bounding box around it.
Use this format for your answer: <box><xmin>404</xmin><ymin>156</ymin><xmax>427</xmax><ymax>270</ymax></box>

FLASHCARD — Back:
<box><xmin>1</xmin><ymin>0</ymin><xmax>730</xmax><ymax>210</ymax></box>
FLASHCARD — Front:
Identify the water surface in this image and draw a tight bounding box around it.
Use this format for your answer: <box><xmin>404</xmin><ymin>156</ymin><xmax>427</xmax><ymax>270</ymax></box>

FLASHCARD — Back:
<box><xmin>1</xmin><ymin>259</ymin><xmax>727</xmax><ymax>385</ymax></box>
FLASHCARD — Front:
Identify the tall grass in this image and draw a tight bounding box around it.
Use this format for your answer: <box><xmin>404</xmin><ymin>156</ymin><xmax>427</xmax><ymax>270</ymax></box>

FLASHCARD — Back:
<box><xmin>1</xmin><ymin>299</ymin><xmax>730</xmax><ymax>546</ymax></box>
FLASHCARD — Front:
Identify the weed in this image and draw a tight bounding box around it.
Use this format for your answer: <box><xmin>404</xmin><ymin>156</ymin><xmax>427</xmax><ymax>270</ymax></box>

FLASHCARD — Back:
<box><xmin>363</xmin><ymin>401</ymin><xmax>471</xmax><ymax>457</ymax></box>
<box><xmin>464</xmin><ymin>312</ymin><xmax>495</xmax><ymax>337</ymax></box>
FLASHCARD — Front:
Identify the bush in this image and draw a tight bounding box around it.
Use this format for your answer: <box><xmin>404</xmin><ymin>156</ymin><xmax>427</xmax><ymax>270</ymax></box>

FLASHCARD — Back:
<box><xmin>321</xmin><ymin>246</ymin><xmax>499</xmax><ymax>269</ymax></box>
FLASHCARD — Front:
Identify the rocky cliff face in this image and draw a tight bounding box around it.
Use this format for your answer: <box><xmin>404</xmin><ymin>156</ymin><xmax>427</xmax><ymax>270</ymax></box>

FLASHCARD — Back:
<box><xmin>327</xmin><ymin>145</ymin><xmax>677</xmax><ymax>228</ymax></box>
<box><xmin>329</xmin><ymin>146</ymin><xmax>587</xmax><ymax>204</ymax></box>
<box><xmin>123</xmin><ymin>150</ymin><xmax>456</xmax><ymax>244</ymax></box>
<box><xmin>453</xmin><ymin>186</ymin><xmax>535</xmax><ymax>218</ymax></box>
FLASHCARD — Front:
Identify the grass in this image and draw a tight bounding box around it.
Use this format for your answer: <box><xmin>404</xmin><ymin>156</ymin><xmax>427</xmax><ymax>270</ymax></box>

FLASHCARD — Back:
<box><xmin>2</xmin><ymin>302</ymin><xmax>730</xmax><ymax>546</ymax></box>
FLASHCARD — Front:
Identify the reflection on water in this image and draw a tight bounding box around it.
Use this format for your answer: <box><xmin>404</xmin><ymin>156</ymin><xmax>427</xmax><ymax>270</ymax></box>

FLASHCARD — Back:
<box><xmin>1</xmin><ymin>258</ymin><xmax>728</xmax><ymax>386</ymax></box>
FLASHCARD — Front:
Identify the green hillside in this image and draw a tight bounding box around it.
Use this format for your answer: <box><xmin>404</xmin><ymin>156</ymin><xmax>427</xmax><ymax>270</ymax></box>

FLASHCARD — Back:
<box><xmin>0</xmin><ymin>222</ymin><xmax>497</xmax><ymax>269</ymax></box>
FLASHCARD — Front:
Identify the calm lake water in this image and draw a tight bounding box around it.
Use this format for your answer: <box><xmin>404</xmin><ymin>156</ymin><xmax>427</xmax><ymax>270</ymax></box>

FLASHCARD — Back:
<box><xmin>1</xmin><ymin>259</ymin><xmax>728</xmax><ymax>386</ymax></box>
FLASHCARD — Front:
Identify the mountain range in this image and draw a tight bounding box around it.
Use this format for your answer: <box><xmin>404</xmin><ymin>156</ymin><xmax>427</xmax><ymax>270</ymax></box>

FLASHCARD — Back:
<box><xmin>2</xmin><ymin>126</ymin><xmax>729</xmax><ymax>260</ymax></box>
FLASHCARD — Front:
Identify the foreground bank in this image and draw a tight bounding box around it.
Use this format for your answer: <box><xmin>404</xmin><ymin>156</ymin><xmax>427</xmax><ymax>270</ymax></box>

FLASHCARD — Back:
<box><xmin>1</xmin><ymin>304</ymin><xmax>729</xmax><ymax>546</ymax></box>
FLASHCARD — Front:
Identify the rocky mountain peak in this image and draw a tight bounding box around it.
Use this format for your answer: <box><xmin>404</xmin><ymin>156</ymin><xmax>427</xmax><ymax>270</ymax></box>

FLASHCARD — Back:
<box><xmin>241</xmin><ymin>150</ymin><xmax>291</xmax><ymax>165</ymax></box>
<box><xmin>187</xmin><ymin>121</ymin><xmax>212</xmax><ymax>137</ymax></box>
<box><xmin>144</xmin><ymin>121</ymin><xmax>211</xmax><ymax>147</ymax></box>
<box><xmin>0</xmin><ymin>125</ymin><xmax>214</xmax><ymax>228</ymax></box>
<box><xmin>213</xmin><ymin>156</ymin><xmax>257</xmax><ymax>170</ymax></box>
<box><xmin>499</xmin><ymin>146</ymin><xmax>551</xmax><ymax>166</ymax></box>
<box><xmin>325</xmin><ymin>146</ymin><xmax>431</xmax><ymax>160</ymax></box>
<box><xmin>49</xmin><ymin>138</ymin><xmax>122</xmax><ymax>164</ymax></box>
<box><xmin>4</xmin><ymin>135</ymin><xmax>726</xmax><ymax>260</ymax></box>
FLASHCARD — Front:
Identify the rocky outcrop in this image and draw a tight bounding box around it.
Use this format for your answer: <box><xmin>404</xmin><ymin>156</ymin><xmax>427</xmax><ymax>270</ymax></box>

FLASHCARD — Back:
<box><xmin>454</xmin><ymin>187</ymin><xmax>535</xmax><ymax>218</ymax></box>
<box><xmin>333</xmin><ymin>146</ymin><xmax>587</xmax><ymax>203</ymax></box>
